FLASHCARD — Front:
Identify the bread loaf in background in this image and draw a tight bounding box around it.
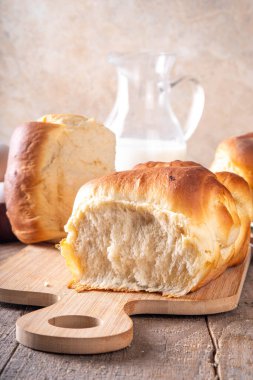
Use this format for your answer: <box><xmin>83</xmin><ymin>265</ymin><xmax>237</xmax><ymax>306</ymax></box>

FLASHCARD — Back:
<box><xmin>0</xmin><ymin>182</ymin><xmax>18</xmax><ymax>242</ymax></box>
<box><xmin>210</xmin><ymin>133</ymin><xmax>253</xmax><ymax>211</ymax></box>
<box><xmin>4</xmin><ymin>114</ymin><xmax>115</xmax><ymax>244</ymax></box>
<box><xmin>0</xmin><ymin>145</ymin><xmax>18</xmax><ymax>242</ymax></box>
<box><xmin>0</xmin><ymin>144</ymin><xmax>9</xmax><ymax>182</ymax></box>
<box><xmin>60</xmin><ymin>161</ymin><xmax>252</xmax><ymax>297</ymax></box>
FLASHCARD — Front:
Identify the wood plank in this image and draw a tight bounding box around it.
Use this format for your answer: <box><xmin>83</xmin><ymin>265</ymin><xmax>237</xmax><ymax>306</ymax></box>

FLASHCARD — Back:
<box><xmin>0</xmin><ymin>244</ymin><xmax>34</xmax><ymax>375</ymax></box>
<box><xmin>206</xmin><ymin>259</ymin><xmax>253</xmax><ymax>380</ymax></box>
<box><xmin>0</xmin><ymin>243</ymin><xmax>24</xmax><ymax>261</ymax></box>
<box><xmin>0</xmin><ymin>245</ymin><xmax>28</xmax><ymax>376</ymax></box>
<box><xmin>0</xmin><ymin>302</ymin><xmax>23</xmax><ymax>375</ymax></box>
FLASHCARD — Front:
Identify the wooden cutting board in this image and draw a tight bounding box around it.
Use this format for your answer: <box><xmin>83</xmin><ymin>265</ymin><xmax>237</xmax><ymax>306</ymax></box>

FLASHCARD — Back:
<box><xmin>0</xmin><ymin>244</ymin><xmax>251</xmax><ymax>354</ymax></box>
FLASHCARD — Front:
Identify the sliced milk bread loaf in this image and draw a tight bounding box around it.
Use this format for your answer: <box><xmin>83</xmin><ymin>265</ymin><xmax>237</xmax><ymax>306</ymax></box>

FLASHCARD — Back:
<box><xmin>5</xmin><ymin>114</ymin><xmax>115</xmax><ymax>243</ymax></box>
<box><xmin>60</xmin><ymin>161</ymin><xmax>251</xmax><ymax>297</ymax></box>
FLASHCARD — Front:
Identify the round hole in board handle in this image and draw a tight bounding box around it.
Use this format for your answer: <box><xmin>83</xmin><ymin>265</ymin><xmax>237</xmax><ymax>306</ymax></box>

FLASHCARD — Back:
<box><xmin>48</xmin><ymin>315</ymin><xmax>102</xmax><ymax>329</ymax></box>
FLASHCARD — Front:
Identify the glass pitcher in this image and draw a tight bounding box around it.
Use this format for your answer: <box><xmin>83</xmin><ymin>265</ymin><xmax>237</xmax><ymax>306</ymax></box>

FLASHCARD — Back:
<box><xmin>105</xmin><ymin>52</ymin><xmax>205</xmax><ymax>171</ymax></box>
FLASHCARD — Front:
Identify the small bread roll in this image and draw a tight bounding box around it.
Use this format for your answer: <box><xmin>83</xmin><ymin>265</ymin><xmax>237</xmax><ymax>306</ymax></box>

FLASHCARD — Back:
<box><xmin>215</xmin><ymin>172</ymin><xmax>252</xmax><ymax>265</ymax></box>
<box><xmin>5</xmin><ymin>114</ymin><xmax>115</xmax><ymax>244</ymax></box>
<box><xmin>210</xmin><ymin>133</ymin><xmax>253</xmax><ymax>204</ymax></box>
<box><xmin>60</xmin><ymin>161</ymin><xmax>251</xmax><ymax>297</ymax></box>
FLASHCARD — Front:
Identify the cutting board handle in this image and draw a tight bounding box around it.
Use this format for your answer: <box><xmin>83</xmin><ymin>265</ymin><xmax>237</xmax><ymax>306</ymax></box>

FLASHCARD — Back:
<box><xmin>16</xmin><ymin>291</ymin><xmax>134</xmax><ymax>354</ymax></box>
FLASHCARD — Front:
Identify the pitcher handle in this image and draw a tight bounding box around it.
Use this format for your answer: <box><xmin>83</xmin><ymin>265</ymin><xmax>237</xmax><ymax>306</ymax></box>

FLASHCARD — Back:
<box><xmin>171</xmin><ymin>76</ymin><xmax>205</xmax><ymax>141</ymax></box>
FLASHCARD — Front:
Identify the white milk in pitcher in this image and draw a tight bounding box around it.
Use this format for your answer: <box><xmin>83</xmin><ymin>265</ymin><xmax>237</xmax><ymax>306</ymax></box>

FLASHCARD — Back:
<box><xmin>116</xmin><ymin>138</ymin><xmax>187</xmax><ymax>171</ymax></box>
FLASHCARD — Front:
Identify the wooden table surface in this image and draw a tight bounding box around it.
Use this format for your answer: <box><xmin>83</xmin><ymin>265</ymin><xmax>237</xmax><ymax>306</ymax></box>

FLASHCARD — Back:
<box><xmin>0</xmin><ymin>243</ymin><xmax>252</xmax><ymax>380</ymax></box>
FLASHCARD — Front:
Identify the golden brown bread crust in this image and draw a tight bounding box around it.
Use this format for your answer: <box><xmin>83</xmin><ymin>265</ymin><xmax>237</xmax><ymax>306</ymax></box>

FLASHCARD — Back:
<box><xmin>224</xmin><ymin>133</ymin><xmax>253</xmax><ymax>173</ymax></box>
<box><xmin>81</xmin><ymin>160</ymin><xmax>238</xmax><ymax>229</ymax></box>
<box><xmin>210</xmin><ymin>132</ymin><xmax>253</xmax><ymax>192</ymax></box>
<box><xmin>215</xmin><ymin>171</ymin><xmax>252</xmax><ymax>265</ymax></box>
<box><xmin>133</xmin><ymin>160</ymin><xmax>200</xmax><ymax>170</ymax></box>
<box><xmin>63</xmin><ymin>160</ymin><xmax>251</xmax><ymax>296</ymax></box>
<box><xmin>4</xmin><ymin>122</ymin><xmax>57</xmax><ymax>243</ymax></box>
<box><xmin>133</xmin><ymin>162</ymin><xmax>251</xmax><ymax>290</ymax></box>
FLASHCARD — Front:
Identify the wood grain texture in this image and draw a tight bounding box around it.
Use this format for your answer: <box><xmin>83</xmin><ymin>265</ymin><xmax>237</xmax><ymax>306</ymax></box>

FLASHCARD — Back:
<box><xmin>207</xmin><ymin>258</ymin><xmax>253</xmax><ymax>380</ymax></box>
<box><xmin>0</xmin><ymin>302</ymin><xmax>21</xmax><ymax>374</ymax></box>
<box><xmin>0</xmin><ymin>243</ymin><xmax>252</xmax><ymax>379</ymax></box>
<box><xmin>0</xmin><ymin>242</ymin><xmax>25</xmax><ymax>261</ymax></box>
<box><xmin>0</xmin><ymin>310</ymin><xmax>216</xmax><ymax>380</ymax></box>
<box><xmin>0</xmin><ymin>243</ymin><xmax>251</xmax><ymax>355</ymax></box>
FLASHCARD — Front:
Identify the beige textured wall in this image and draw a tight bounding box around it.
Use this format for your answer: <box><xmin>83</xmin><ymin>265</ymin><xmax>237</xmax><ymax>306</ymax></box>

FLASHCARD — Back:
<box><xmin>0</xmin><ymin>0</ymin><xmax>253</xmax><ymax>166</ymax></box>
